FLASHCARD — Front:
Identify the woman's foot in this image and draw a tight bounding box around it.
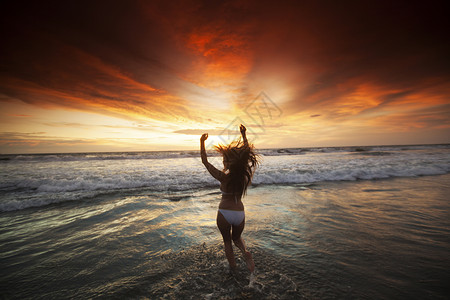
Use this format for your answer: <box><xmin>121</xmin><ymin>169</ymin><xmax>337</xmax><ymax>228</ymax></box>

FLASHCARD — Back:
<box><xmin>244</xmin><ymin>251</ymin><xmax>255</xmax><ymax>273</ymax></box>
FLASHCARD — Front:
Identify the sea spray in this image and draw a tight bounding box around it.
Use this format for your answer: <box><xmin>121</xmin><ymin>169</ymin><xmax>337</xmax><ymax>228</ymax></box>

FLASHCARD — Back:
<box><xmin>1</xmin><ymin>145</ymin><xmax>449</xmax><ymax>211</ymax></box>
<box><xmin>152</xmin><ymin>243</ymin><xmax>303</xmax><ymax>299</ymax></box>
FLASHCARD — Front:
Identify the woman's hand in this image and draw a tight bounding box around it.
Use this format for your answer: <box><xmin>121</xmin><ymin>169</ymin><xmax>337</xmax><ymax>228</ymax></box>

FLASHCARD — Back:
<box><xmin>240</xmin><ymin>124</ymin><xmax>246</xmax><ymax>134</ymax></box>
<box><xmin>200</xmin><ymin>133</ymin><xmax>208</xmax><ymax>164</ymax></box>
<box><xmin>240</xmin><ymin>124</ymin><xmax>248</xmax><ymax>146</ymax></box>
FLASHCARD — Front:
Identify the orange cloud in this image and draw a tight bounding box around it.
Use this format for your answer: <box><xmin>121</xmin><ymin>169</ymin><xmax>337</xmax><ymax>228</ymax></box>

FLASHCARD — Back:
<box><xmin>8</xmin><ymin>114</ymin><xmax>32</xmax><ymax>117</ymax></box>
<box><xmin>1</xmin><ymin>0</ymin><xmax>449</xmax><ymax>153</ymax></box>
<box><xmin>0</xmin><ymin>32</ymin><xmax>198</xmax><ymax>123</ymax></box>
<box><xmin>183</xmin><ymin>28</ymin><xmax>254</xmax><ymax>92</ymax></box>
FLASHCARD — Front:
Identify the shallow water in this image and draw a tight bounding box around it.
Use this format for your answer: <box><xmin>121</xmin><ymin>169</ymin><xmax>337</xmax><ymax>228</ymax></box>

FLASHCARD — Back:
<box><xmin>1</xmin><ymin>173</ymin><xmax>449</xmax><ymax>299</ymax></box>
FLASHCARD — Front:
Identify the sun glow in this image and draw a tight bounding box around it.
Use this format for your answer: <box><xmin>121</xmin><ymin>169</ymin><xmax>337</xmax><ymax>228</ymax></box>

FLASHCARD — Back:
<box><xmin>1</xmin><ymin>1</ymin><xmax>449</xmax><ymax>153</ymax></box>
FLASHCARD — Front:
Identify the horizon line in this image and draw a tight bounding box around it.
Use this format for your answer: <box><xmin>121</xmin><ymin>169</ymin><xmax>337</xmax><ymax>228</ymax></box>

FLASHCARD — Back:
<box><xmin>1</xmin><ymin>142</ymin><xmax>449</xmax><ymax>156</ymax></box>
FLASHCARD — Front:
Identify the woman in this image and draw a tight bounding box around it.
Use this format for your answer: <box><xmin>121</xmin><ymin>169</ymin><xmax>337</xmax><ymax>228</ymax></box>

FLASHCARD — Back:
<box><xmin>200</xmin><ymin>124</ymin><xmax>259</xmax><ymax>273</ymax></box>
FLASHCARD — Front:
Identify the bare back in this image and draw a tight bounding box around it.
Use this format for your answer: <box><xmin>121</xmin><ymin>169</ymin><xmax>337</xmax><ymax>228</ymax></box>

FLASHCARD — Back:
<box><xmin>219</xmin><ymin>175</ymin><xmax>244</xmax><ymax>211</ymax></box>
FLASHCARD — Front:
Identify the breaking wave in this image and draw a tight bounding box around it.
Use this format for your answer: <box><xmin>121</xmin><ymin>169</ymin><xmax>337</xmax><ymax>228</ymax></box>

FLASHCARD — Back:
<box><xmin>1</xmin><ymin>145</ymin><xmax>449</xmax><ymax>212</ymax></box>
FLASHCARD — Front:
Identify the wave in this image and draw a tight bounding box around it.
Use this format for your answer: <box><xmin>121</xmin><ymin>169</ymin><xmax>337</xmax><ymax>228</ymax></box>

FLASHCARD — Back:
<box><xmin>1</xmin><ymin>146</ymin><xmax>449</xmax><ymax>212</ymax></box>
<box><xmin>1</xmin><ymin>144</ymin><xmax>448</xmax><ymax>162</ymax></box>
<box><xmin>0</xmin><ymin>151</ymin><xmax>203</xmax><ymax>162</ymax></box>
<box><xmin>254</xmin><ymin>164</ymin><xmax>449</xmax><ymax>185</ymax></box>
<box><xmin>350</xmin><ymin>151</ymin><xmax>393</xmax><ymax>156</ymax></box>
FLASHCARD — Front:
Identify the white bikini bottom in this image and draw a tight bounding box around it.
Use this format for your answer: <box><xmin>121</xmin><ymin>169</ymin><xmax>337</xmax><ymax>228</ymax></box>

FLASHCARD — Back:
<box><xmin>218</xmin><ymin>209</ymin><xmax>245</xmax><ymax>226</ymax></box>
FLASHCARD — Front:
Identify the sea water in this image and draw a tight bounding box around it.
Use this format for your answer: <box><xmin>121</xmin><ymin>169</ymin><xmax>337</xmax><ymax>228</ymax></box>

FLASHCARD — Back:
<box><xmin>0</xmin><ymin>145</ymin><xmax>449</xmax><ymax>299</ymax></box>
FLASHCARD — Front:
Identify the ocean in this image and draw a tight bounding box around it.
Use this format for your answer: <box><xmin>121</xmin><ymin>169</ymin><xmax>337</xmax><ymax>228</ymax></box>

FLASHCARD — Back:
<box><xmin>1</xmin><ymin>144</ymin><xmax>449</xmax><ymax>299</ymax></box>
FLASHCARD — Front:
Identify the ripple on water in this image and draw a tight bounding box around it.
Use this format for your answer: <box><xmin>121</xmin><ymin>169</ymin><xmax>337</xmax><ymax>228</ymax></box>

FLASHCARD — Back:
<box><xmin>108</xmin><ymin>242</ymin><xmax>305</xmax><ymax>299</ymax></box>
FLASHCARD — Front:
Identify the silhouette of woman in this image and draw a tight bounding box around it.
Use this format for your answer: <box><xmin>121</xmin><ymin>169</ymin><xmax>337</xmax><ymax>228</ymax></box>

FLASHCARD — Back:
<box><xmin>200</xmin><ymin>124</ymin><xmax>259</xmax><ymax>272</ymax></box>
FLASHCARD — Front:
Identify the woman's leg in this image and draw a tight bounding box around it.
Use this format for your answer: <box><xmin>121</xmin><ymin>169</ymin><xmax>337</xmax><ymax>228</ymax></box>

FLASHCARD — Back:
<box><xmin>216</xmin><ymin>211</ymin><xmax>236</xmax><ymax>269</ymax></box>
<box><xmin>232</xmin><ymin>219</ymin><xmax>255</xmax><ymax>272</ymax></box>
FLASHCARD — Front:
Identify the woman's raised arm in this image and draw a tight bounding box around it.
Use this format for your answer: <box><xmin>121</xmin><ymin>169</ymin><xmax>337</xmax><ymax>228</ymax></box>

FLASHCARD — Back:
<box><xmin>200</xmin><ymin>133</ymin><xmax>209</xmax><ymax>164</ymax></box>
<box><xmin>200</xmin><ymin>133</ymin><xmax>224</xmax><ymax>181</ymax></box>
<box><xmin>240</xmin><ymin>124</ymin><xmax>248</xmax><ymax>147</ymax></box>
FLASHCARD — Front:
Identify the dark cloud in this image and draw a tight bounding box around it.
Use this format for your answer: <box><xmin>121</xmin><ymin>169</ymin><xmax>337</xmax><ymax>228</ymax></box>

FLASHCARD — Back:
<box><xmin>0</xmin><ymin>0</ymin><xmax>449</xmax><ymax>124</ymax></box>
<box><xmin>0</xmin><ymin>1</ymin><xmax>198</xmax><ymax>120</ymax></box>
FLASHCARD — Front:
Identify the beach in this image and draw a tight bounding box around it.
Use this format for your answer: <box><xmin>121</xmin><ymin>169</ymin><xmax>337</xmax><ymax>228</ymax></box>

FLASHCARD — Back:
<box><xmin>1</xmin><ymin>145</ymin><xmax>449</xmax><ymax>299</ymax></box>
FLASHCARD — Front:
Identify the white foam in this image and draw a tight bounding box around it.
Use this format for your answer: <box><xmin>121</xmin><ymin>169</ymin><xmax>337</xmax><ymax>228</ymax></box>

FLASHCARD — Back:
<box><xmin>1</xmin><ymin>146</ymin><xmax>449</xmax><ymax>211</ymax></box>
<box><xmin>248</xmin><ymin>272</ymin><xmax>256</xmax><ymax>288</ymax></box>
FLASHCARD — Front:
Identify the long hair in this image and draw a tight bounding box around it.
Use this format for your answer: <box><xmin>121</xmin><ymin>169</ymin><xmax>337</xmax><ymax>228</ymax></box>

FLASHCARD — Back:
<box><xmin>214</xmin><ymin>138</ymin><xmax>259</xmax><ymax>196</ymax></box>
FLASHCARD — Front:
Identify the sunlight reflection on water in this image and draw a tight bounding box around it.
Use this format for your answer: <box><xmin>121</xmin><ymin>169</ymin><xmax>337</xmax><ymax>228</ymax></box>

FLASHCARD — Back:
<box><xmin>1</xmin><ymin>175</ymin><xmax>449</xmax><ymax>299</ymax></box>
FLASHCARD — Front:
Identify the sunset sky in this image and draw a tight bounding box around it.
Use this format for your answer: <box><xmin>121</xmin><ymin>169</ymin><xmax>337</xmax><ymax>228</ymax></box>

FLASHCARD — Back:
<box><xmin>1</xmin><ymin>0</ymin><xmax>449</xmax><ymax>153</ymax></box>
